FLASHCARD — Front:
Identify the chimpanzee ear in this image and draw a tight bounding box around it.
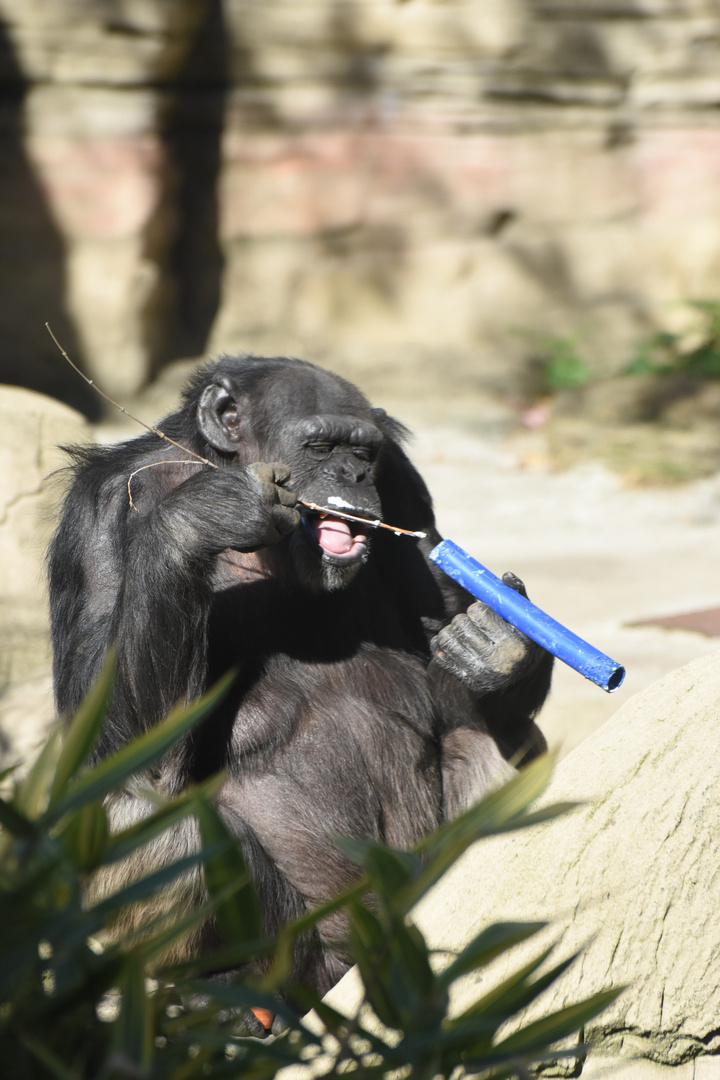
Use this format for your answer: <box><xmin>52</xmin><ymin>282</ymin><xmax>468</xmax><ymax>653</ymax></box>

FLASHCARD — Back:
<box><xmin>197</xmin><ymin>380</ymin><xmax>244</xmax><ymax>452</ymax></box>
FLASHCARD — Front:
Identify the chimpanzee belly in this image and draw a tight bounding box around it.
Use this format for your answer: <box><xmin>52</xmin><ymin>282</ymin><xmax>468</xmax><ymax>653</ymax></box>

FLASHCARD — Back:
<box><xmin>219</xmin><ymin>645</ymin><xmax>442</xmax><ymax>904</ymax></box>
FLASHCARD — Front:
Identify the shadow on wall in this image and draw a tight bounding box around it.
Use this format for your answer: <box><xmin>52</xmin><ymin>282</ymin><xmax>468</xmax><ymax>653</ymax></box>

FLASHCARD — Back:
<box><xmin>141</xmin><ymin>0</ymin><xmax>229</xmax><ymax>378</ymax></box>
<box><xmin>0</xmin><ymin>20</ymin><xmax>98</xmax><ymax>418</ymax></box>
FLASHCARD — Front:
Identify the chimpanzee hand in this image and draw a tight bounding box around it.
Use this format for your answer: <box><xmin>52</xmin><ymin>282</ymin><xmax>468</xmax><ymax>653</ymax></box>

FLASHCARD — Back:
<box><xmin>431</xmin><ymin>572</ymin><xmax>548</xmax><ymax>695</ymax></box>
<box><xmin>159</xmin><ymin>461</ymin><xmax>301</xmax><ymax>556</ymax></box>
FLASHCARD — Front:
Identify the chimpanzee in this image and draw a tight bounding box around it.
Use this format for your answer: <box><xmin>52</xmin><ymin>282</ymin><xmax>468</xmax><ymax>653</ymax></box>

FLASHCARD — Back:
<box><xmin>48</xmin><ymin>353</ymin><xmax>552</xmax><ymax>1010</ymax></box>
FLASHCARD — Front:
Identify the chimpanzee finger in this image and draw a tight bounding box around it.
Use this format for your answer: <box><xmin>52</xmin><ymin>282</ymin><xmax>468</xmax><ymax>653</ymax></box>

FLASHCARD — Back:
<box><xmin>277</xmin><ymin>486</ymin><xmax>298</xmax><ymax>508</ymax></box>
<box><xmin>466</xmin><ymin>599</ymin><xmax>519</xmax><ymax>644</ymax></box>
<box><xmin>434</xmin><ymin>614</ymin><xmax>495</xmax><ymax>669</ymax></box>
<box><xmin>271</xmin><ymin>504</ymin><xmax>301</xmax><ymax>535</ymax></box>
<box><xmin>247</xmin><ymin>464</ymin><xmax>295</xmax><ymax>506</ymax></box>
<box><xmin>268</xmin><ymin>462</ymin><xmax>292</xmax><ymax>487</ymax></box>
<box><xmin>255</xmin><ymin>462</ymin><xmax>297</xmax><ymax>507</ymax></box>
<box><xmin>501</xmin><ymin>571</ymin><xmax>528</xmax><ymax>599</ymax></box>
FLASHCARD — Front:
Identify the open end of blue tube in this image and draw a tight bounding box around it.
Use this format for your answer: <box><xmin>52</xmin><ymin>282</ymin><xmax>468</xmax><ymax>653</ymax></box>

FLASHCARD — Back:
<box><xmin>607</xmin><ymin>667</ymin><xmax>625</xmax><ymax>692</ymax></box>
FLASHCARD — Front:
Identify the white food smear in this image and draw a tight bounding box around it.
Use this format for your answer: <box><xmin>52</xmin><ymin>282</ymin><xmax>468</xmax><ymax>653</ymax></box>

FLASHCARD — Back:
<box><xmin>327</xmin><ymin>496</ymin><xmax>357</xmax><ymax>510</ymax></box>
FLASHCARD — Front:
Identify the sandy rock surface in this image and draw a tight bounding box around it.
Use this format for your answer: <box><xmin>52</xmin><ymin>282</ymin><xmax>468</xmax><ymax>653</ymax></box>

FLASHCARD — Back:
<box><xmin>318</xmin><ymin>648</ymin><xmax>720</xmax><ymax>1073</ymax></box>
<box><xmin>0</xmin><ymin>387</ymin><xmax>91</xmax><ymax>763</ymax></box>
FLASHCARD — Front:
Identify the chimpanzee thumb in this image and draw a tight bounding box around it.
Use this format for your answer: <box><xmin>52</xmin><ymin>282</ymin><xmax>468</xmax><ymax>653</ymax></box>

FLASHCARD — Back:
<box><xmin>501</xmin><ymin>571</ymin><xmax>528</xmax><ymax>600</ymax></box>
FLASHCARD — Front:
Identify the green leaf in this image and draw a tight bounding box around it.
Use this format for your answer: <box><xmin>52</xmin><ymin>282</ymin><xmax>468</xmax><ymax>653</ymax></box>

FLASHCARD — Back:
<box><xmin>404</xmin><ymin>757</ymin><xmax>565</xmax><ymax>908</ymax></box>
<box><xmin>56</xmin><ymin>802</ymin><xmax>110</xmax><ymax>871</ymax></box>
<box><xmin>102</xmin><ymin>774</ymin><xmax>223</xmax><ymax>866</ymax></box>
<box><xmin>396</xmin><ymin>1014</ymin><xmax>495</xmax><ymax>1059</ymax></box>
<box><xmin>437</xmin><ymin>921</ymin><xmax>547</xmax><ymax>989</ymax></box>
<box><xmin>365</xmin><ymin>845</ymin><xmax>421</xmax><ymax>902</ymax></box>
<box><xmin>14</xmin><ymin>727</ymin><xmax>63</xmax><ymax>821</ymax></box>
<box><xmin>160</xmin><ymin>930</ymin><xmax>272</xmax><ymax>980</ymax></box>
<box><xmin>421</xmin><ymin>755</ymin><xmax>555</xmax><ymax>859</ymax></box>
<box><xmin>389</xmin><ymin>920</ymin><xmax>435</xmax><ymax>997</ymax></box>
<box><xmin>490</xmin><ymin>987</ymin><xmax>625</xmax><ymax>1057</ymax></box>
<box><xmin>111</xmin><ymin>953</ymin><xmax>153</xmax><ymax>1072</ymax></box>
<box><xmin>543</xmin><ymin>338</ymin><xmax>591</xmax><ymax>390</ymax></box>
<box><xmin>193</xmin><ymin>798</ymin><xmax>261</xmax><ymax>944</ymax></box>
<box><xmin>47</xmin><ymin>672</ymin><xmax>234</xmax><ymax>824</ymax></box>
<box><xmin>49</xmin><ymin>650</ymin><xmax>115</xmax><ymax>807</ymax></box>
<box><xmin>385</xmin><ymin>920</ymin><xmax>446</xmax><ymax>1031</ymax></box>
<box><xmin>456</xmin><ymin>944</ymin><xmax>557</xmax><ymax>1022</ymax></box>
<box><xmin>350</xmin><ymin>903</ymin><xmax>398</xmax><ymax>1029</ymax></box>
<box><xmin>15</xmin><ymin>1029</ymin><xmax>80</xmax><ymax>1080</ymax></box>
<box><xmin>88</xmin><ymin>850</ymin><xmax>211</xmax><ymax>927</ymax></box>
<box><xmin>178</xmin><ymin>978</ymin><xmax>297</xmax><ymax>1031</ymax></box>
<box><xmin>0</xmin><ymin>794</ymin><xmax>35</xmax><ymax>839</ymax></box>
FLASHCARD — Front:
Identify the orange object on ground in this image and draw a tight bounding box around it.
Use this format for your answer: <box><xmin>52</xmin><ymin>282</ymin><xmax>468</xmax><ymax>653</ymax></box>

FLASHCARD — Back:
<box><xmin>250</xmin><ymin>1006</ymin><xmax>275</xmax><ymax>1032</ymax></box>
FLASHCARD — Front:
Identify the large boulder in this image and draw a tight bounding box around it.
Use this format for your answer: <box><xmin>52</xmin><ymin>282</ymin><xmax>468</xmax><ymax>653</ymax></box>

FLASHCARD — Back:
<box><xmin>0</xmin><ymin>386</ymin><xmax>91</xmax><ymax>762</ymax></box>
<box><xmin>323</xmin><ymin>649</ymin><xmax>720</xmax><ymax>1077</ymax></box>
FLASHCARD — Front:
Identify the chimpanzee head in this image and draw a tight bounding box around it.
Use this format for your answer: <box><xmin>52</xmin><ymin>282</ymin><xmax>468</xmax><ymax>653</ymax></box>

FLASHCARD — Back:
<box><xmin>192</xmin><ymin>355</ymin><xmax>392</xmax><ymax>591</ymax></box>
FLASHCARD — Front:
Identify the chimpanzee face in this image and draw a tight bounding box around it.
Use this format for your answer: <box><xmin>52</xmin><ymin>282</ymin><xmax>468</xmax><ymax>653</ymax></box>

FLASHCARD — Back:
<box><xmin>276</xmin><ymin>413</ymin><xmax>384</xmax><ymax>590</ymax></box>
<box><xmin>196</xmin><ymin>361</ymin><xmax>387</xmax><ymax>591</ymax></box>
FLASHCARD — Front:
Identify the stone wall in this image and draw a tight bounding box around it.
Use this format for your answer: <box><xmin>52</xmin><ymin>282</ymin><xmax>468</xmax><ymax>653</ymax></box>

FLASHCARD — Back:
<box><xmin>1</xmin><ymin>0</ymin><xmax>720</xmax><ymax>410</ymax></box>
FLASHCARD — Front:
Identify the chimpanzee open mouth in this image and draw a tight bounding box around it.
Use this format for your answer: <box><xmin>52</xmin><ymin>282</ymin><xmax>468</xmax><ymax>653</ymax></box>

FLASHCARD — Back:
<box><xmin>302</xmin><ymin>508</ymin><xmax>372</xmax><ymax>564</ymax></box>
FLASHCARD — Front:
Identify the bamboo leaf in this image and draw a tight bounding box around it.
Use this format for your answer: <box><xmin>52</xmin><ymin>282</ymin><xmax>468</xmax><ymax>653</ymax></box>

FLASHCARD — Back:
<box><xmin>49</xmin><ymin>650</ymin><xmax>115</xmax><ymax>806</ymax></box>
<box><xmin>494</xmin><ymin>987</ymin><xmax>625</xmax><ymax>1056</ymax></box>
<box><xmin>88</xmin><ymin>850</ymin><xmax>210</xmax><ymax>924</ymax></box>
<box><xmin>437</xmin><ymin>921</ymin><xmax>547</xmax><ymax>989</ymax></box>
<box><xmin>387</xmin><ymin>759</ymin><xmax>563</xmax><ymax>917</ymax></box>
<box><xmin>111</xmin><ymin>953</ymin><xmax>153</xmax><ymax>1072</ymax></box>
<box><xmin>0</xmin><ymin>795</ymin><xmax>35</xmax><ymax>839</ymax></box>
<box><xmin>101</xmin><ymin>774</ymin><xmax>223</xmax><ymax>866</ymax></box>
<box><xmin>14</xmin><ymin>728</ymin><xmax>63</xmax><ymax>821</ymax></box>
<box><xmin>56</xmin><ymin>802</ymin><xmax>110</xmax><ymax>871</ymax></box>
<box><xmin>16</xmin><ymin>1030</ymin><xmax>80</xmax><ymax>1080</ymax></box>
<box><xmin>47</xmin><ymin>672</ymin><xmax>234</xmax><ymax>823</ymax></box>
<box><xmin>350</xmin><ymin>904</ymin><xmax>399</xmax><ymax>1030</ymax></box>
<box><xmin>456</xmin><ymin>945</ymin><xmax>557</xmax><ymax>1022</ymax></box>
<box><xmin>193</xmin><ymin>798</ymin><xmax>261</xmax><ymax>944</ymax></box>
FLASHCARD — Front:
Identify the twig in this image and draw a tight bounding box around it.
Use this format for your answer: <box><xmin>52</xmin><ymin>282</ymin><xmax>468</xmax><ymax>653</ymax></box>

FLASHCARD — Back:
<box><xmin>45</xmin><ymin>322</ymin><xmax>215</xmax><ymax>469</ymax></box>
<box><xmin>127</xmin><ymin>459</ymin><xmax>206</xmax><ymax>512</ymax></box>
<box><xmin>47</xmin><ymin>323</ymin><xmax>425</xmax><ymax>538</ymax></box>
<box><xmin>301</xmin><ymin>501</ymin><xmax>426</xmax><ymax>539</ymax></box>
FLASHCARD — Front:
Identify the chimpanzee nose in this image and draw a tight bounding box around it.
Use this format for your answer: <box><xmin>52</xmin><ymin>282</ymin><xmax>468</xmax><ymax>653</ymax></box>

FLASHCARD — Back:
<box><xmin>343</xmin><ymin>461</ymin><xmax>369</xmax><ymax>484</ymax></box>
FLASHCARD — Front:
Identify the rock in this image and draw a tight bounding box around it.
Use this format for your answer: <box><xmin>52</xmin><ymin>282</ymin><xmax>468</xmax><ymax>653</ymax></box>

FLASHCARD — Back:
<box><xmin>0</xmin><ymin>0</ymin><xmax>223</xmax><ymax>403</ymax></box>
<box><xmin>0</xmin><ymin>386</ymin><xmax>91</xmax><ymax>761</ymax></box>
<box><xmin>322</xmin><ymin>649</ymin><xmax>720</xmax><ymax>1074</ymax></box>
<box><xmin>3</xmin><ymin>1</ymin><xmax>720</xmax><ymax>413</ymax></box>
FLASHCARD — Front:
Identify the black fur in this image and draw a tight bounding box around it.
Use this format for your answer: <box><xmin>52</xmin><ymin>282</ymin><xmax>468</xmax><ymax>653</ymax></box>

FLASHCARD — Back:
<box><xmin>48</xmin><ymin>354</ymin><xmax>552</xmax><ymax>997</ymax></box>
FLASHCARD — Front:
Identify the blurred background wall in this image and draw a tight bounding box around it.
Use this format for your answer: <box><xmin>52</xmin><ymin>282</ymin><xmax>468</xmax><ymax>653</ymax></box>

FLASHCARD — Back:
<box><xmin>1</xmin><ymin>0</ymin><xmax>720</xmax><ymax>421</ymax></box>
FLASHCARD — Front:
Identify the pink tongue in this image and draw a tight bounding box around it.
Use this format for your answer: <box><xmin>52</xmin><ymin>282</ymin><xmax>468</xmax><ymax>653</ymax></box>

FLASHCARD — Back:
<box><xmin>316</xmin><ymin>519</ymin><xmax>355</xmax><ymax>555</ymax></box>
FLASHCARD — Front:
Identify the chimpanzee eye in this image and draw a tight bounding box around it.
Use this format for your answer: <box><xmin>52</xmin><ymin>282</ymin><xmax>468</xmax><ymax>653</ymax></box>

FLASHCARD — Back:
<box><xmin>307</xmin><ymin>441</ymin><xmax>333</xmax><ymax>458</ymax></box>
<box><xmin>352</xmin><ymin>447</ymin><xmax>372</xmax><ymax>462</ymax></box>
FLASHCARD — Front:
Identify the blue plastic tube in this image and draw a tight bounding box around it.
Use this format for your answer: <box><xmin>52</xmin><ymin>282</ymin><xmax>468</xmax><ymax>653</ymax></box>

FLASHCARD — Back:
<box><xmin>430</xmin><ymin>539</ymin><xmax>625</xmax><ymax>693</ymax></box>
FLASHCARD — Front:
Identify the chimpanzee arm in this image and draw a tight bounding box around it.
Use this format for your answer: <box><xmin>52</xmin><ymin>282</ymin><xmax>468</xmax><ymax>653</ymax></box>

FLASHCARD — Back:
<box><xmin>49</xmin><ymin>451</ymin><xmax>298</xmax><ymax>760</ymax></box>
<box><xmin>430</xmin><ymin>572</ymin><xmax>553</xmax><ymax>763</ymax></box>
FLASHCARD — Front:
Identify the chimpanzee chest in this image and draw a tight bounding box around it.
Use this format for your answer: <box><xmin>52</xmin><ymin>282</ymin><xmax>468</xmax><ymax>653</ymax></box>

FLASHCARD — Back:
<box><xmin>221</xmin><ymin>646</ymin><xmax>443</xmax><ymax>902</ymax></box>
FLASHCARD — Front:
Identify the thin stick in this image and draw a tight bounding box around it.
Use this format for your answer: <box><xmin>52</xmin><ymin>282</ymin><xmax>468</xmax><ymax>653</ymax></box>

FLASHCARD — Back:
<box><xmin>45</xmin><ymin>322</ymin><xmax>216</xmax><ymax>469</ymax></box>
<box><xmin>47</xmin><ymin>323</ymin><xmax>425</xmax><ymax>538</ymax></box>
<box><xmin>127</xmin><ymin>459</ymin><xmax>206</xmax><ymax>512</ymax></box>
<box><xmin>301</xmin><ymin>501</ymin><xmax>426</xmax><ymax>539</ymax></box>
